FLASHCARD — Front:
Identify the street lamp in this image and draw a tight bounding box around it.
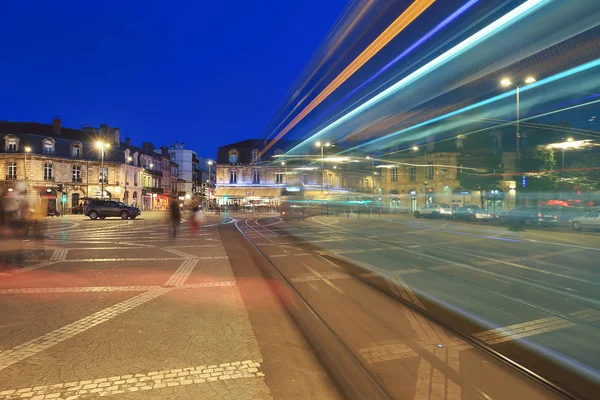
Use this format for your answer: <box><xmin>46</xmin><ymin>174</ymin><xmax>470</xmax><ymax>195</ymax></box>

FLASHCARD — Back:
<box><xmin>96</xmin><ymin>141</ymin><xmax>110</xmax><ymax>199</ymax></box>
<box><xmin>315</xmin><ymin>141</ymin><xmax>331</xmax><ymax>190</ymax></box>
<box><xmin>207</xmin><ymin>160</ymin><xmax>214</xmax><ymax>201</ymax></box>
<box><xmin>500</xmin><ymin>76</ymin><xmax>536</xmax><ymax>165</ymax></box>
<box><xmin>545</xmin><ymin>137</ymin><xmax>594</xmax><ymax>171</ymax></box>
<box><xmin>24</xmin><ymin>146</ymin><xmax>31</xmax><ymax>184</ymax></box>
<box><xmin>412</xmin><ymin>145</ymin><xmax>430</xmax><ymax>204</ymax></box>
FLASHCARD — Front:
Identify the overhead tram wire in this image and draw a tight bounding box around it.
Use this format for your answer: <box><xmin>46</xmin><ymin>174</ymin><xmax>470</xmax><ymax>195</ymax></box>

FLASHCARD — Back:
<box><xmin>259</xmin><ymin>0</ymin><xmax>436</xmax><ymax>157</ymax></box>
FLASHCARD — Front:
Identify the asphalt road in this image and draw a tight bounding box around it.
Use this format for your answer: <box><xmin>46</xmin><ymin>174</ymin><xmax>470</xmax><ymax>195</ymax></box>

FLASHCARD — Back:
<box><xmin>247</xmin><ymin>213</ymin><xmax>600</xmax><ymax>399</ymax></box>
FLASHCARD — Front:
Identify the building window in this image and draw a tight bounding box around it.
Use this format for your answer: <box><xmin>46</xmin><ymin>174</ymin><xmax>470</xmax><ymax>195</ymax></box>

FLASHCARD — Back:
<box><xmin>71</xmin><ymin>142</ymin><xmax>82</xmax><ymax>157</ymax></box>
<box><xmin>229</xmin><ymin>150</ymin><xmax>239</xmax><ymax>164</ymax></box>
<box><xmin>251</xmin><ymin>150</ymin><xmax>260</xmax><ymax>163</ymax></box>
<box><xmin>457</xmin><ymin>163</ymin><xmax>462</xmax><ymax>177</ymax></box>
<box><xmin>99</xmin><ymin>167</ymin><xmax>108</xmax><ymax>183</ymax></box>
<box><xmin>303</xmin><ymin>174</ymin><xmax>309</xmax><ymax>184</ymax></box>
<box><xmin>230</xmin><ymin>170</ymin><xmax>237</xmax><ymax>184</ymax></box>
<box><xmin>252</xmin><ymin>168</ymin><xmax>260</xmax><ymax>184</ymax></box>
<box><xmin>4</xmin><ymin>134</ymin><xmax>19</xmax><ymax>152</ymax></box>
<box><xmin>492</xmin><ymin>135</ymin><xmax>500</xmax><ymax>149</ymax></box>
<box><xmin>427</xmin><ymin>161</ymin><xmax>434</xmax><ymax>180</ymax></box>
<box><xmin>44</xmin><ymin>161</ymin><xmax>53</xmax><ymax>181</ymax></box>
<box><xmin>125</xmin><ymin>171</ymin><xmax>129</xmax><ymax>185</ymax></box>
<box><xmin>7</xmin><ymin>161</ymin><xmax>17</xmax><ymax>179</ymax></box>
<box><xmin>276</xmin><ymin>171</ymin><xmax>284</xmax><ymax>184</ymax></box>
<box><xmin>456</xmin><ymin>135</ymin><xmax>464</xmax><ymax>149</ymax></box>
<box><xmin>72</xmin><ymin>165</ymin><xmax>81</xmax><ymax>182</ymax></box>
<box><xmin>134</xmin><ymin>172</ymin><xmax>138</xmax><ymax>186</ymax></box>
<box><xmin>391</xmin><ymin>167</ymin><xmax>398</xmax><ymax>182</ymax></box>
<box><xmin>409</xmin><ymin>166</ymin><xmax>416</xmax><ymax>181</ymax></box>
<box><xmin>42</xmin><ymin>138</ymin><xmax>55</xmax><ymax>155</ymax></box>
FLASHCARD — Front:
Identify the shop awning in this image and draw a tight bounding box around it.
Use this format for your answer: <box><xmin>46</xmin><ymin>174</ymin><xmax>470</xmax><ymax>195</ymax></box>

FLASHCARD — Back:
<box><xmin>214</xmin><ymin>187</ymin><xmax>282</xmax><ymax>198</ymax></box>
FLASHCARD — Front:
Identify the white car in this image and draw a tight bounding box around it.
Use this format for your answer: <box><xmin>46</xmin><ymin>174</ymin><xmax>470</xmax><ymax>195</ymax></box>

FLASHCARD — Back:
<box><xmin>570</xmin><ymin>211</ymin><xmax>600</xmax><ymax>231</ymax></box>
<box><xmin>415</xmin><ymin>203</ymin><xmax>453</xmax><ymax>219</ymax></box>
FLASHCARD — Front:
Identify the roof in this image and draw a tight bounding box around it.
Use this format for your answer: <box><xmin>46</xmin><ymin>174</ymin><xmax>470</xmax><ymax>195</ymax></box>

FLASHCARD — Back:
<box><xmin>216</xmin><ymin>139</ymin><xmax>297</xmax><ymax>164</ymax></box>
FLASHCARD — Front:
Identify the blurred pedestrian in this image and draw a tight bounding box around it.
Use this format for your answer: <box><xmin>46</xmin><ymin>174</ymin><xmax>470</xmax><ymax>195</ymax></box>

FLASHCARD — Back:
<box><xmin>190</xmin><ymin>199</ymin><xmax>201</xmax><ymax>235</ymax></box>
<box><xmin>170</xmin><ymin>197</ymin><xmax>181</xmax><ymax>238</ymax></box>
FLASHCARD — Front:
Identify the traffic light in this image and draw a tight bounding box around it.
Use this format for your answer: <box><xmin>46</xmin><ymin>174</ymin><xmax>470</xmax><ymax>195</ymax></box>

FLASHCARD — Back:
<box><xmin>57</xmin><ymin>184</ymin><xmax>63</xmax><ymax>192</ymax></box>
<box><xmin>62</xmin><ymin>194</ymin><xmax>67</xmax><ymax>203</ymax></box>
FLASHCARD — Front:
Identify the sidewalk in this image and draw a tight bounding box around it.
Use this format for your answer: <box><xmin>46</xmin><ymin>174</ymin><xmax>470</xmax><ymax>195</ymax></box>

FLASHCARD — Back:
<box><xmin>0</xmin><ymin>215</ymin><xmax>340</xmax><ymax>399</ymax></box>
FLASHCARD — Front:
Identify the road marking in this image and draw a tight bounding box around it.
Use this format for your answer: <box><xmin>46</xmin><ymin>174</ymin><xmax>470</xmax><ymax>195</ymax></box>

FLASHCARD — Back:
<box><xmin>359</xmin><ymin>308</ymin><xmax>600</xmax><ymax>364</ymax></box>
<box><xmin>0</xmin><ymin>261</ymin><xmax>58</xmax><ymax>278</ymax></box>
<box><xmin>161</xmin><ymin>247</ymin><xmax>200</xmax><ymax>259</ymax></box>
<box><xmin>0</xmin><ymin>286</ymin><xmax>157</xmax><ymax>294</ymax></box>
<box><xmin>0</xmin><ymin>281</ymin><xmax>238</xmax><ymax>295</ymax></box>
<box><xmin>0</xmin><ymin>287</ymin><xmax>172</xmax><ymax>372</ymax></box>
<box><xmin>180</xmin><ymin>281</ymin><xmax>237</xmax><ymax>289</ymax></box>
<box><xmin>59</xmin><ymin>256</ymin><xmax>228</xmax><ymax>262</ymax></box>
<box><xmin>301</xmin><ymin>264</ymin><xmax>345</xmax><ymax>294</ymax></box>
<box><xmin>49</xmin><ymin>249</ymin><xmax>68</xmax><ymax>261</ymax></box>
<box><xmin>0</xmin><ymin>359</ymin><xmax>264</xmax><ymax>400</ymax></box>
<box><xmin>163</xmin><ymin>259</ymin><xmax>199</xmax><ymax>287</ymax></box>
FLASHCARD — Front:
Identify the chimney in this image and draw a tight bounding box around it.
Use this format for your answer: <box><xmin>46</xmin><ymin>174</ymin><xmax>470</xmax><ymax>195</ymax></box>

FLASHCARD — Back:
<box><xmin>161</xmin><ymin>146</ymin><xmax>169</xmax><ymax>157</ymax></box>
<box><xmin>114</xmin><ymin>128</ymin><xmax>120</xmax><ymax>145</ymax></box>
<box><xmin>125</xmin><ymin>137</ymin><xmax>131</xmax><ymax>146</ymax></box>
<box><xmin>52</xmin><ymin>117</ymin><xmax>61</xmax><ymax>135</ymax></box>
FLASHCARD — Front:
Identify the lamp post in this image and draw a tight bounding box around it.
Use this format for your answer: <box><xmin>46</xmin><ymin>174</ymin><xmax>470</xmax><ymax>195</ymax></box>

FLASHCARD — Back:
<box><xmin>500</xmin><ymin>76</ymin><xmax>536</xmax><ymax>167</ymax></box>
<box><xmin>24</xmin><ymin>146</ymin><xmax>31</xmax><ymax>184</ymax></box>
<box><xmin>281</xmin><ymin>161</ymin><xmax>287</xmax><ymax>185</ymax></box>
<box><xmin>412</xmin><ymin>145</ymin><xmax>429</xmax><ymax>202</ymax></box>
<box><xmin>207</xmin><ymin>161</ymin><xmax>213</xmax><ymax>201</ymax></box>
<box><xmin>124</xmin><ymin>156</ymin><xmax>132</xmax><ymax>204</ymax></box>
<box><xmin>315</xmin><ymin>141</ymin><xmax>331</xmax><ymax>191</ymax></box>
<box><xmin>96</xmin><ymin>142</ymin><xmax>110</xmax><ymax>199</ymax></box>
<box><xmin>366</xmin><ymin>156</ymin><xmax>375</xmax><ymax>194</ymax></box>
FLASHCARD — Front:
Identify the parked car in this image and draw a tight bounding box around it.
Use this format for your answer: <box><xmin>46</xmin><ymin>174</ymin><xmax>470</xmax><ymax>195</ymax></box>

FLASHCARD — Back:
<box><xmin>84</xmin><ymin>200</ymin><xmax>141</xmax><ymax>220</ymax></box>
<box><xmin>451</xmin><ymin>205</ymin><xmax>492</xmax><ymax>221</ymax></box>
<box><xmin>500</xmin><ymin>207</ymin><xmax>558</xmax><ymax>227</ymax></box>
<box><xmin>569</xmin><ymin>211</ymin><xmax>600</xmax><ymax>231</ymax></box>
<box><xmin>414</xmin><ymin>203</ymin><xmax>453</xmax><ymax>219</ymax></box>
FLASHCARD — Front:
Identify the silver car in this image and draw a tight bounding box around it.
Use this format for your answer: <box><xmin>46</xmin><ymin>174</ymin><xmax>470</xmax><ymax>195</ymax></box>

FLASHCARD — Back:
<box><xmin>570</xmin><ymin>211</ymin><xmax>600</xmax><ymax>231</ymax></box>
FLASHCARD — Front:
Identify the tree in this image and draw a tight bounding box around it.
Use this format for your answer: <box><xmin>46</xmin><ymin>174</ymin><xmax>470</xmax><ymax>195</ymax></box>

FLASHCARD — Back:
<box><xmin>518</xmin><ymin>148</ymin><xmax>558</xmax><ymax>202</ymax></box>
<box><xmin>457</xmin><ymin>150</ymin><xmax>504</xmax><ymax>207</ymax></box>
<box><xmin>562</xmin><ymin>153</ymin><xmax>600</xmax><ymax>192</ymax></box>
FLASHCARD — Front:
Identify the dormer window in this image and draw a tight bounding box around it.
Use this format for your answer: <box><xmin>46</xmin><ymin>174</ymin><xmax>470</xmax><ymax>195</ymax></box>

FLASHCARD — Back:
<box><xmin>71</xmin><ymin>142</ymin><xmax>82</xmax><ymax>157</ymax></box>
<box><xmin>42</xmin><ymin>138</ymin><xmax>55</xmax><ymax>155</ymax></box>
<box><xmin>251</xmin><ymin>149</ymin><xmax>260</xmax><ymax>163</ymax></box>
<box><xmin>4</xmin><ymin>134</ymin><xmax>19</xmax><ymax>152</ymax></box>
<box><xmin>229</xmin><ymin>149</ymin><xmax>239</xmax><ymax>164</ymax></box>
<box><xmin>133</xmin><ymin>152</ymin><xmax>139</xmax><ymax>166</ymax></box>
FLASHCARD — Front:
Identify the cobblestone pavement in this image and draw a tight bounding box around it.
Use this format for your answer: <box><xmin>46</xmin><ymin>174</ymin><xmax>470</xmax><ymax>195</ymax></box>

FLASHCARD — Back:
<box><xmin>0</xmin><ymin>212</ymin><xmax>337</xmax><ymax>400</ymax></box>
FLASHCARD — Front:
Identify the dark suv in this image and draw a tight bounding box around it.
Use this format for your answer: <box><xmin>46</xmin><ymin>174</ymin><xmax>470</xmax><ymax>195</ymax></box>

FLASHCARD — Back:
<box><xmin>501</xmin><ymin>207</ymin><xmax>558</xmax><ymax>227</ymax></box>
<box><xmin>85</xmin><ymin>200</ymin><xmax>141</xmax><ymax>220</ymax></box>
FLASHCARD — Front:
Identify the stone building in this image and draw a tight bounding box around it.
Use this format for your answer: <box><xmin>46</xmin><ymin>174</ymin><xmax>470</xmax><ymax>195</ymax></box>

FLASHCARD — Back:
<box><xmin>0</xmin><ymin>119</ymin><xmax>147</xmax><ymax>212</ymax></box>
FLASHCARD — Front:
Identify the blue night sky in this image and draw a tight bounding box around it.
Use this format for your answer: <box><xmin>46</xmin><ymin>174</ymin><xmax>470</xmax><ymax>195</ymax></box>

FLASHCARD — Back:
<box><xmin>0</xmin><ymin>0</ymin><xmax>348</xmax><ymax>158</ymax></box>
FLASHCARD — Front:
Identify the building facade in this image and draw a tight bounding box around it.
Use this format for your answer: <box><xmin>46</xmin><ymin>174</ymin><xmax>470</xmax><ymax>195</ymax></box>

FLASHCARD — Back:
<box><xmin>0</xmin><ymin>119</ymin><xmax>183</xmax><ymax>212</ymax></box>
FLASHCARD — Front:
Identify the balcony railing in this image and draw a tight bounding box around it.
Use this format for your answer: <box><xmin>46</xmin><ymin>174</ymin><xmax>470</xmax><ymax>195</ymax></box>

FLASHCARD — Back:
<box><xmin>144</xmin><ymin>169</ymin><xmax>163</xmax><ymax>177</ymax></box>
<box><xmin>142</xmin><ymin>186</ymin><xmax>164</xmax><ymax>194</ymax></box>
<box><xmin>5</xmin><ymin>175</ymin><xmax>17</xmax><ymax>180</ymax></box>
<box><xmin>44</xmin><ymin>176</ymin><xmax>54</xmax><ymax>182</ymax></box>
<box><xmin>99</xmin><ymin>178</ymin><xmax>108</xmax><ymax>184</ymax></box>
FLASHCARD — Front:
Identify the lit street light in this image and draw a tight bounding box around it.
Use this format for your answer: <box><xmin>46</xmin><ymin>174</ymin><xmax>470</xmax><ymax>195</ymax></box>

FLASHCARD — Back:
<box><xmin>24</xmin><ymin>146</ymin><xmax>31</xmax><ymax>184</ymax></box>
<box><xmin>315</xmin><ymin>141</ymin><xmax>331</xmax><ymax>191</ymax></box>
<box><xmin>545</xmin><ymin>137</ymin><xmax>595</xmax><ymax>170</ymax></box>
<box><xmin>96</xmin><ymin>142</ymin><xmax>110</xmax><ymax>199</ymax></box>
<box><xmin>500</xmin><ymin>76</ymin><xmax>536</xmax><ymax>164</ymax></box>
